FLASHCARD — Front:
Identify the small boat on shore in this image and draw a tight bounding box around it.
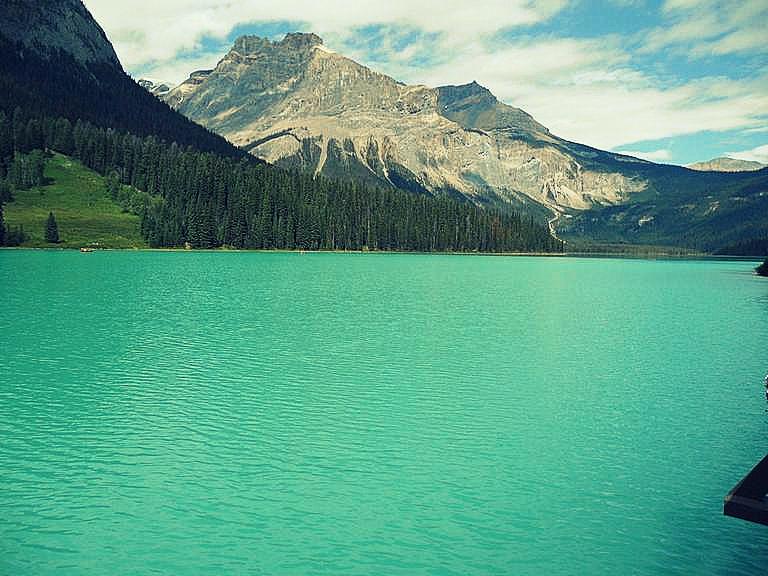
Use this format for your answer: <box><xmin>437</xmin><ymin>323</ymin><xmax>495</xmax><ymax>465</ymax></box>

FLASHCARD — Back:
<box><xmin>80</xmin><ymin>247</ymin><xmax>94</xmax><ymax>253</ymax></box>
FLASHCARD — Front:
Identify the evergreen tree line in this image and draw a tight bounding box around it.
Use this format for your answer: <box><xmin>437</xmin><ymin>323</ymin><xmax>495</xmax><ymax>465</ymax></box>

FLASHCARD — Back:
<box><xmin>0</xmin><ymin>108</ymin><xmax>563</xmax><ymax>252</ymax></box>
<box><xmin>5</xmin><ymin>150</ymin><xmax>45</xmax><ymax>190</ymax></box>
<box><xmin>714</xmin><ymin>236</ymin><xmax>768</xmax><ymax>257</ymax></box>
<box><xmin>0</xmin><ymin>122</ymin><xmax>46</xmax><ymax>245</ymax></box>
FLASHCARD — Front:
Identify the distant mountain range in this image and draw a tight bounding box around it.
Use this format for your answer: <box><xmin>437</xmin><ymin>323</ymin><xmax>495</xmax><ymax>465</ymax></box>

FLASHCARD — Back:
<box><xmin>687</xmin><ymin>157</ymin><xmax>766</xmax><ymax>173</ymax></box>
<box><xmin>150</xmin><ymin>33</ymin><xmax>768</xmax><ymax>250</ymax></box>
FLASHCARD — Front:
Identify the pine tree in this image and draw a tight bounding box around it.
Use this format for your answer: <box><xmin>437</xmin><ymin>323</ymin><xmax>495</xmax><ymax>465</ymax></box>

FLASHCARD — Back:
<box><xmin>0</xmin><ymin>202</ymin><xmax>5</xmax><ymax>246</ymax></box>
<box><xmin>0</xmin><ymin>179</ymin><xmax>11</xmax><ymax>203</ymax></box>
<box><xmin>45</xmin><ymin>211</ymin><xmax>59</xmax><ymax>243</ymax></box>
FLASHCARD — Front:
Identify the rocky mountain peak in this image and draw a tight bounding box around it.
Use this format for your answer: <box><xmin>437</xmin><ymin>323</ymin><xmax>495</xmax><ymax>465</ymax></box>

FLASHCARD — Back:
<box><xmin>231</xmin><ymin>32</ymin><xmax>323</xmax><ymax>56</ymax></box>
<box><xmin>437</xmin><ymin>81</ymin><xmax>548</xmax><ymax>135</ymax></box>
<box><xmin>160</xmin><ymin>29</ymin><xmax>648</xmax><ymax>213</ymax></box>
<box><xmin>231</xmin><ymin>35</ymin><xmax>271</xmax><ymax>55</ymax></box>
<box><xmin>280</xmin><ymin>32</ymin><xmax>324</xmax><ymax>49</ymax></box>
<box><xmin>441</xmin><ymin>81</ymin><xmax>495</xmax><ymax>101</ymax></box>
<box><xmin>437</xmin><ymin>81</ymin><xmax>497</xmax><ymax>114</ymax></box>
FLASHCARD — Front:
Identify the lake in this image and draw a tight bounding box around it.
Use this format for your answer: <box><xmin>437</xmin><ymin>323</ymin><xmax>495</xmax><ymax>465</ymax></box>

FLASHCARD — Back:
<box><xmin>1</xmin><ymin>251</ymin><xmax>767</xmax><ymax>575</ymax></box>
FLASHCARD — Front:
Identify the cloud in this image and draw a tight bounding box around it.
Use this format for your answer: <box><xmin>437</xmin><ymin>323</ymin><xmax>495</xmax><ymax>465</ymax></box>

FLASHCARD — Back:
<box><xmin>83</xmin><ymin>0</ymin><xmax>566</xmax><ymax>70</ymax></box>
<box><xmin>82</xmin><ymin>0</ymin><xmax>766</xmax><ymax>157</ymax></box>
<box><xmin>706</xmin><ymin>27</ymin><xmax>767</xmax><ymax>56</ymax></box>
<box><xmin>409</xmin><ymin>36</ymin><xmax>768</xmax><ymax>150</ymax></box>
<box><xmin>614</xmin><ymin>149</ymin><xmax>672</xmax><ymax>162</ymax></box>
<box><xmin>643</xmin><ymin>0</ymin><xmax>768</xmax><ymax>57</ymax></box>
<box><xmin>134</xmin><ymin>53</ymin><xmax>226</xmax><ymax>86</ymax></box>
<box><xmin>726</xmin><ymin>144</ymin><xmax>768</xmax><ymax>164</ymax></box>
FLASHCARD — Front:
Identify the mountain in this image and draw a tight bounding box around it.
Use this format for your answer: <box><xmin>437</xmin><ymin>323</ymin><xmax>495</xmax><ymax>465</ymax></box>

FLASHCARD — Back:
<box><xmin>161</xmin><ymin>34</ymin><xmax>768</xmax><ymax>251</ymax></box>
<box><xmin>1</xmin><ymin>1</ymin><xmax>559</xmax><ymax>253</ymax></box>
<box><xmin>138</xmin><ymin>79</ymin><xmax>175</xmax><ymax>98</ymax></box>
<box><xmin>687</xmin><ymin>157</ymin><xmax>766</xmax><ymax>172</ymax></box>
<box><xmin>3</xmin><ymin>2</ymin><xmax>763</xmax><ymax>253</ymax></box>
<box><xmin>0</xmin><ymin>0</ymin><xmax>240</xmax><ymax>158</ymax></box>
<box><xmin>163</xmin><ymin>34</ymin><xmax>649</xmax><ymax>216</ymax></box>
<box><xmin>561</xmin><ymin>165</ymin><xmax>768</xmax><ymax>250</ymax></box>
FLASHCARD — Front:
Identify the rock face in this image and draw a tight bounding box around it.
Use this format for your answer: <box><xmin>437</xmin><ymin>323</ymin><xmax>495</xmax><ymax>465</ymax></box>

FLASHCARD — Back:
<box><xmin>687</xmin><ymin>157</ymin><xmax>766</xmax><ymax>173</ymax></box>
<box><xmin>163</xmin><ymin>33</ymin><xmax>649</xmax><ymax>213</ymax></box>
<box><xmin>0</xmin><ymin>0</ymin><xmax>120</xmax><ymax>66</ymax></box>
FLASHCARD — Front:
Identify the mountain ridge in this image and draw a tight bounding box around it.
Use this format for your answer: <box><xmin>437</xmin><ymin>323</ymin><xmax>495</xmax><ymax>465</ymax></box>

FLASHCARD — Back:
<box><xmin>687</xmin><ymin>157</ymin><xmax>766</xmax><ymax>173</ymax></box>
<box><xmin>0</xmin><ymin>0</ymin><xmax>119</xmax><ymax>66</ymax></box>
<box><xmin>0</xmin><ymin>0</ymin><xmax>242</xmax><ymax>158</ymax></box>
<box><xmin>163</xmin><ymin>33</ymin><xmax>650</xmax><ymax>215</ymax></box>
<box><xmin>1</xmin><ymin>2</ymin><xmax>560</xmax><ymax>253</ymax></box>
<box><xmin>156</xmin><ymin>32</ymin><xmax>768</xmax><ymax>250</ymax></box>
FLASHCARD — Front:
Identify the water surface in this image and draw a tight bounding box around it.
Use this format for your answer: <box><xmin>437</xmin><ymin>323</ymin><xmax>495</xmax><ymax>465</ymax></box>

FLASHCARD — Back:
<box><xmin>1</xmin><ymin>251</ymin><xmax>767</xmax><ymax>575</ymax></box>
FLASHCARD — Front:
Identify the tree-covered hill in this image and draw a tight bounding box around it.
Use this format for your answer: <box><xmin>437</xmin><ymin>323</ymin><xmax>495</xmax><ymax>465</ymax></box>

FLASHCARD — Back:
<box><xmin>0</xmin><ymin>0</ymin><xmax>562</xmax><ymax>253</ymax></box>
<box><xmin>0</xmin><ymin>111</ymin><xmax>562</xmax><ymax>252</ymax></box>
<box><xmin>561</xmin><ymin>163</ymin><xmax>768</xmax><ymax>252</ymax></box>
<box><xmin>0</xmin><ymin>3</ymin><xmax>240</xmax><ymax>159</ymax></box>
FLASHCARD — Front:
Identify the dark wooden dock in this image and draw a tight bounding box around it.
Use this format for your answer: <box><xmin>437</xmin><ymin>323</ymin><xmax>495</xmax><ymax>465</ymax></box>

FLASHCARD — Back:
<box><xmin>724</xmin><ymin>454</ymin><xmax>768</xmax><ymax>526</ymax></box>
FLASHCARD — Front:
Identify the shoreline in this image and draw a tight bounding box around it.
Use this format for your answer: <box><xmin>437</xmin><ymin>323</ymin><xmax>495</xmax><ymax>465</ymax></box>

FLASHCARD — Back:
<box><xmin>1</xmin><ymin>246</ymin><xmax>763</xmax><ymax>261</ymax></box>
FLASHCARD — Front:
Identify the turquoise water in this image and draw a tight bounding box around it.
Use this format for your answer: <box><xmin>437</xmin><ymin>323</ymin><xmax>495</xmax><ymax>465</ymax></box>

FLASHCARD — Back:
<box><xmin>1</xmin><ymin>251</ymin><xmax>767</xmax><ymax>575</ymax></box>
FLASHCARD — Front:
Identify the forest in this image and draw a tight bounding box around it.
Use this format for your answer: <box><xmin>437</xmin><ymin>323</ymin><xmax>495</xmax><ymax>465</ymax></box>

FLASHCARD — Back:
<box><xmin>0</xmin><ymin>108</ymin><xmax>563</xmax><ymax>253</ymax></box>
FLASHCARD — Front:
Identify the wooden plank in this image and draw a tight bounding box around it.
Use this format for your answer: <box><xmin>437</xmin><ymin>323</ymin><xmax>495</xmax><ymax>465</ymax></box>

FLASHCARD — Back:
<box><xmin>724</xmin><ymin>454</ymin><xmax>768</xmax><ymax>526</ymax></box>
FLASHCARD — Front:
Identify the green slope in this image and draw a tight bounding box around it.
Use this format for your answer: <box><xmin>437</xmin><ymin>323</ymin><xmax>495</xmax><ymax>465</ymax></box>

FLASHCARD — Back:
<box><xmin>4</xmin><ymin>153</ymin><xmax>146</xmax><ymax>249</ymax></box>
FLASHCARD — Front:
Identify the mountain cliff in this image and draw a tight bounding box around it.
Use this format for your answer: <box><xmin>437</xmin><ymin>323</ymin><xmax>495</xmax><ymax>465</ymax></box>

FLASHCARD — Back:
<box><xmin>164</xmin><ymin>34</ymin><xmax>649</xmax><ymax>214</ymax></box>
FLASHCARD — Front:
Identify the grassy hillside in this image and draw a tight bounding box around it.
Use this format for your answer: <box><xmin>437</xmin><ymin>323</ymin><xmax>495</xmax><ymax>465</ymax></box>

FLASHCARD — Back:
<box><xmin>4</xmin><ymin>153</ymin><xmax>146</xmax><ymax>248</ymax></box>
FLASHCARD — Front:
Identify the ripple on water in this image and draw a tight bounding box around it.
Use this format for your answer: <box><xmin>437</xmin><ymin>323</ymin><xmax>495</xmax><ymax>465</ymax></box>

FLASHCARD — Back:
<box><xmin>1</xmin><ymin>252</ymin><xmax>767</xmax><ymax>575</ymax></box>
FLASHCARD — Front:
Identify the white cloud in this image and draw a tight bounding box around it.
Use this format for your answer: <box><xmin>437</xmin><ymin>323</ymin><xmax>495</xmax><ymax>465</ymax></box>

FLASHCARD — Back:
<box><xmin>726</xmin><ymin>144</ymin><xmax>768</xmax><ymax>164</ymax></box>
<box><xmin>614</xmin><ymin>149</ymin><xmax>672</xmax><ymax>162</ymax></box>
<box><xmin>83</xmin><ymin>0</ymin><xmax>566</xmax><ymax>70</ymax></box>
<box><xmin>644</xmin><ymin>0</ymin><xmax>768</xmax><ymax>57</ymax></box>
<box><xmin>133</xmin><ymin>53</ymin><xmax>225</xmax><ymax>86</ymax></box>
<box><xmin>82</xmin><ymin>0</ymin><xmax>767</xmax><ymax>154</ymax></box>
<box><xmin>408</xmin><ymin>37</ymin><xmax>768</xmax><ymax>150</ymax></box>
<box><xmin>706</xmin><ymin>27</ymin><xmax>767</xmax><ymax>56</ymax></box>
<box><xmin>662</xmin><ymin>0</ymin><xmax>709</xmax><ymax>11</ymax></box>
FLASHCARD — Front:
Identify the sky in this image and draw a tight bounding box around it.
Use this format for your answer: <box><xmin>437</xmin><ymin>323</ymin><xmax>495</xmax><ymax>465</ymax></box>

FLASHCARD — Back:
<box><xmin>83</xmin><ymin>0</ymin><xmax>767</xmax><ymax>166</ymax></box>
